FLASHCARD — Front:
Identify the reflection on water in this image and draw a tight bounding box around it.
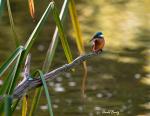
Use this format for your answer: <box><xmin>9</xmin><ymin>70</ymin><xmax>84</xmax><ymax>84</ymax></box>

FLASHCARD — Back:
<box><xmin>0</xmin><ymin>0</ymin><xmax>150</xmax><ymax>116</ymax></box>
<box><xmin>54</xmin><ymin>83</ymin><xmax>65</xmax><ymax>92</ymax></box>
<box><xmin>68</xmin><ymin>81</ymin><xmax>76</xmax><ymax>87</ymax></box>
<box><xmin>40</xmin><ymin>105</ymin><xmax>48</xmax><ymax>110</ymax></box>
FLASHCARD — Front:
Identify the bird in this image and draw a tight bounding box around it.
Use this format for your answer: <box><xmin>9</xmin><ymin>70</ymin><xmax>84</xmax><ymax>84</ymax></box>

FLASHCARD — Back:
<box><xmin>90</xmin><ymin>32</ymin><xmax>105</xmax><ymax>53</ymax></box>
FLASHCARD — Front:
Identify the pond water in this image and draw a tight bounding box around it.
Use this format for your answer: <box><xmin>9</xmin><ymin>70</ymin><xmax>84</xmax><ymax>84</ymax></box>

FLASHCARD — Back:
<box><xmin>0</xmin><ymin>0</ymin><xmax>150</xmax><ymax>116</ymax></box>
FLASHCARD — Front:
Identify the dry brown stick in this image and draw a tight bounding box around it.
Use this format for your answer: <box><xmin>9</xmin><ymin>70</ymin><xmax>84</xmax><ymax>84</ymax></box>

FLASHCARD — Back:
<box><xmin>1</xmin><ymin>51</ymin><xmax>102</xmax><ymax>101</ymax></box>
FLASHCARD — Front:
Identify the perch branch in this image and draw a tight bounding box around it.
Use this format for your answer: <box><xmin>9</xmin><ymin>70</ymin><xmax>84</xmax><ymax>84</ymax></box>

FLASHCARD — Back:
<box><xmin>1</xmin><ymin>51</ymin><xmax>102</xmax><ymax>101</ymax></box>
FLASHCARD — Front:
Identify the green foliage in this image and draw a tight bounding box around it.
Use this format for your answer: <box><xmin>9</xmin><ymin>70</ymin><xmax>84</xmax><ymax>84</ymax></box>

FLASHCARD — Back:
<box><xmin>0</xmin><ymin>0</ymin><xmax>85</xmax><ymax>115</ymax></box>
<box><xmin>52</xmin><ymin>2</ymin><xmax>73</xmax><ymax>63</ymax></box>
<box><xmin>4</xmin><ymin>96</ymin><xmax>12</xmax><ymax>116</ymax></box>
<box><xmin>7</xmin><ymin>0</ymin><xmax>20</xmax><ymax>47</ymax></box>
<box><xmin>29</xmin><ymin>88</ymin><xmax>42</xmax><ymax>116</ymax></box>
<box><xmin>43</xmin><ymin>0</ymin><xmax>69</xmax><ymax>77</ymax></box>
<box><xmin>24</xmin><ymin>2</ymin><xmax>54</xmax><ymax>56</ymax></box>
<box><xmin>36</xmin><ymin>70</ymin><xmax>53</xmax><ymax>116</ymax></box>
<box><xmin>30</xmin><ymin>1</ymin><xmax>72</xmax><ymax>115</ymax></box>
<box><xmin>0</xmin><ymin>46</ymin><xmax>24</xmax><ymax>77</ymax></box>
<box><xmin>7</xmin><ymin>52</ymin><xmax>23</xmax><ymax>94</ymax></box>
<box><xmin>0</xmin><ymin>0</ymin><xmax>5</xmax><ymax>16</ymax></box>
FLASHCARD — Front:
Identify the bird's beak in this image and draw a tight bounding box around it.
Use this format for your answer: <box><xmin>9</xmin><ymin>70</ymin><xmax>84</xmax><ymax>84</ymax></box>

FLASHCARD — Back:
<box><xmin>100</xmin><ymin>35</ymin><xmax>104</xmax><ymax>37</ymax></box>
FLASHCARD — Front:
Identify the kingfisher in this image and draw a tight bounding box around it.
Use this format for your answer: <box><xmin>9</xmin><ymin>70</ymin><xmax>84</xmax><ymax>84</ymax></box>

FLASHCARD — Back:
<box><xmin>90</xmin><ymin>32</ymin><xmax>105</xmax><ymax>53</ymax></box>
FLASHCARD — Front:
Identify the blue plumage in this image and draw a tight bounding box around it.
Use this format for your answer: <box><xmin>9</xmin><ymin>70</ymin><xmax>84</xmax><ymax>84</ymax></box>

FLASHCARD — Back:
<box><xmin>90</xmin><ymin>32</ymin><xmax>105</xmax><ymax>53</ymax></box>
<box><xmin>93</xmin><ymin>32</ymin><xmax>104</xmax><ymax>38</ymax></box>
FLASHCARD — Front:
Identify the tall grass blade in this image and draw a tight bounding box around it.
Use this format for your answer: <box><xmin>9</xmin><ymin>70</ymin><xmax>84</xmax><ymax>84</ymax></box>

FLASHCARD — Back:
<box><xmin>7</xmin><ymin>51</ymin><xmax>23</xmax><ymax>94</ymax></box>
<box><xmin>0</xmin><ymin>46</ymin><xmax>24</xmax><ymax>77</ymax></box>
<box><xmin>1</xmin><ymin>1</ymin><xmax>56</xmax><ymax>115</ymax></box>
<box><xmin>29</xmin><ymin>88</ymin><xmax>42</xmax><ymax>116</ymax></box>
<box><xmin>0</xmin><ymin>0</ymin><xmax>5</xmax><ymax>16</ymax></box>
<box><xmin>0</xmin><ymin>0</ymin><xmax>52</xmax><ymax>96</ymax></box>
<box><xmin>0</xmin><ymin>46</ymin><xmax>23</xmax><ymax>100</ymax></box>
<box><xmin>52</xmin><ymin>3</ymin><xmax>73</xmax><ymax>63</ymax></box>
<box><xmin>0</xmin><ymin>67</ymin><xmax>15</xmax><ymax>94</ymax></box>
<box><xmin>28</xmin><ymin>0</ymin><xmax>35</xmax><ymax>19</ymax></box>
<box><xmin>69</xmin><ymin>0</ymin><xmax>84</xmax><ymax>53</ymax></box>
<box><xmin>37</xmin><ymin>70</ymin><xmax>53</xmax><ymax>116</ymax></box>
<box><xmin>11</xmin><ymin>99</ymin><xmax>20</xmax><ymax>113</ymax></box>
<box><xmin>25</xmin><ymin>3</ymin><xmax>53</xmax><ymax>115</ymax></box>
<box><xmin>7</xmin><ymin>0</ymin><xmax>20</xmax><ymax>47</ymax></box>
<box><xmin>24</xmin><ymin>2</ymin><xmax>54</xmax><ymax>56</ymax></box>
<box><xmin>69</xmin><ymin>0</ymin><xmax>87</xmax><ymax>95</ymax></box>
<box><xmin>7</xmin><ymin>1</ymin><xmax>54</xmax><ymax>95</ymax></box>
<box><xmin>4</xmin><ymin>96</ymin><xmax>12</xmax><ymax>116</ymax></box>
<box><xmin>0</xmin><ymin>0</ymin><xmax>1</xmax><ymax>5</ymax></box>
<box><xmin>22</xmin><ymin>96</ymin><xmax>27</xmax><ymax>116</ymax></box>
<box><xmin>43</xmin><ymin>0</ymin><xmax>69</xmax><ymax>71</ymax></box>
<box><xmin>0</xmin><ymin>101</ymin><xmax>4</xmax><ymax>115</ymax></box>
<box><xmin>29</xmin><ymin>70</ymin><xmax>53</xmax><ymax>116</ymax></box>
<box><xmin>30</xmin><ymin>1</ymin><xmax>71</xmax><ymax>115</ymax></box>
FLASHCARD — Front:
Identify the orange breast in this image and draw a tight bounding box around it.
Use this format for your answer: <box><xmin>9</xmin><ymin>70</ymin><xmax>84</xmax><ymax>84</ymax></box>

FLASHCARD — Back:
<box><xmin>92</xmin><ymin>39</ymin><xmax>105</xmax><ymax>52</ymax></box>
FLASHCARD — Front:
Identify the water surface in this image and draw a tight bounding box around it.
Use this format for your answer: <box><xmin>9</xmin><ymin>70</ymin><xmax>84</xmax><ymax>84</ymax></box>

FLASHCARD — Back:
<box><xmin>0</xmin><ymin>0</ymin><xmax>150</xmax><ymax>116</ymax></box>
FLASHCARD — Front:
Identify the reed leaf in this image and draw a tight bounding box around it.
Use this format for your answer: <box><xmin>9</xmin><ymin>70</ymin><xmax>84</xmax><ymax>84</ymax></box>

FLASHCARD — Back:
<box><xmin>22</xmin><ymin>96</ymin><xmax>27</xmax><ymax>116</ymax></box>
<box><xmin>37</xmin><ymin>70</ymin><xmax>53</xmax><ymax>116</ymax></box>
<box><xmin>0</xmin><ymin>66</ymin><xmax>15</xmax><ymax>94</ymax></box>
<box><xmin>0</xmin><ymin>0</ymin><xmax>5</xmax><ymax>16</ymax></box>
<box><xmin>8</xmin><ymin>2</ymin><xmax>54</xmax><ymax>94</ymax></box>
<box><xmin>7</xmin><ymin>51</ymin><xmax>23</xmax><ymax>94</ymax></box>
<box><xmin>52</xmin><ymin>2</ymin><xmax>73</xmax><ymax>63</ymax></box>
<box><xmin>1</xmin><ymin>1</ymin><xmax>53</xmax><ymax>97</ymax></box>
<box><xmin>29</xmin><ymin>70</ymin><xmax>53</xmax><ymax>116</ymax></box>
<box><xmin>11</xmin><ymin>99</ymin><xmax>20</xmax><ymax>113</ymax></box>
<box><xmin>30</xmin><ymin>1</ymin><xmax>71</xmax><ymax>115</ymax></box>
<box><xmin>43</xmin><ymin>0</ymin><xmax>69</xmax><ymax>72</ymax></box>
<box><xmin>29</xmin><ymin>88</ymin><xmax>42</xmax><ymax>116</ymax></box>
<box><xmin>4</xmin><ymin>96</ymin><xmax>12</xmax><ymax>116</ymax></box>
<box><xmin>0</xmin><ymin>46</ymin><xmax>24</xmax><ymax>77</ymax></box>
<box><xmin>24</xmin><ymin>2</ymin><xmax>54</xmax><ymax>56</ymax></box>
<box><xmin>28</xmin><ymin>0</ymin><xmax>35</xmax><ymax>19</ymax></box>
<box><xmin>0</xmin><ymin>102</ymin><xmax>4</xmax><ymax>115</ymax></box>
<box><xmin>7</xmin><ymin>0</ymin><xmax>20</xmax><ymax>47</ymax></box>
<box><xmin>69</xmin><ymin>0</ymin><xmax>84</xmax><ymax>53</ymax></box>
<box><xmin>69</xmin><ymin>0</ymin><xmax>87</xmax><ymax>95</ymax></box>
<box><xmin>0</xmin><ymin>0</ymin><xmax>2</xmax><ymax>7</ymax></box>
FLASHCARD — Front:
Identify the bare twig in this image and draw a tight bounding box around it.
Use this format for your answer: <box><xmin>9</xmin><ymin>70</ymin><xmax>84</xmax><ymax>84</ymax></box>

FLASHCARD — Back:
<box><xmin>24</xmin><ymin>53</ymin><xmax>31</xmax><ymax>79</ymax></box>
<box><xmin>17</xmin><ymin>54</ymin><xmax>31</xmax><ymax>87</ymax></box>
<box><xmin>0</xmin><ymin>51</ymin><xmax>102</xmax><ymax>101</ymax></box>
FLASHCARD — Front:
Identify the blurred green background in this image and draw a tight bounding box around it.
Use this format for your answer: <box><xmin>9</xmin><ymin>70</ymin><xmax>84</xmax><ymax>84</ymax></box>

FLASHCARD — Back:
<box><xmin>0</xmin><ymin>0</ymin><xmax>150</xmax><ymax>116</ymax></box>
